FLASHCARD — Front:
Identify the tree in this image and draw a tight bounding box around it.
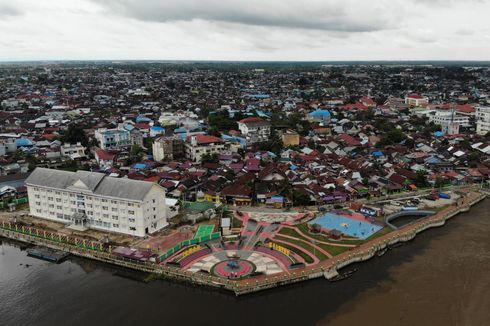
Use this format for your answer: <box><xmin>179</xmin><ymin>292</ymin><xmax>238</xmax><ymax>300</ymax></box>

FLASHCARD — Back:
<box><xmin>129</xmin><ymin>145</ymin><xmax>144</xmax><ymax>163</ymax></box>
<box><xmin>293</xmin><ymin>190</ymin><xmax>310</xmax><ymax>206</ymax></box>
<box><xmin>62</xmin><ymin>124</ymin><xmax>89</xmax><ymax>146</ymax></box>
<box><xmin>415</xmin><ymin>170</ymin><xmax>430</xmax><ymax>188</ymax></box>
<box><xmin>201</xmin><ymin>153</ymin><xmax>219</xmax><ymax>164</ymax></box>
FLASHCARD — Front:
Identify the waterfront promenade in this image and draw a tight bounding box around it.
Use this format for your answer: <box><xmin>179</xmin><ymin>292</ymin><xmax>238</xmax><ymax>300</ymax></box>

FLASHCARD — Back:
<box><xmin>0</xmin><ymin>188</ymin><xmax>486</xmax><ymax>296</ymax></box>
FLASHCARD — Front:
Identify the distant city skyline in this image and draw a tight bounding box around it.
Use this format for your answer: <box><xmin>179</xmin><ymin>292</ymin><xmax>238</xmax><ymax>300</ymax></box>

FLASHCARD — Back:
<box><xmin>0</xmin><ymin>0</ymin><xmax>489</xmax><ymax>61</ymax></box>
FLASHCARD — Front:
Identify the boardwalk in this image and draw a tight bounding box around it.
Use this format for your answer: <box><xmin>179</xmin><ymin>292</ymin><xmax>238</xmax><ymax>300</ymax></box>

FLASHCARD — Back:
<box><xmin>0</xmin><ymin>188</ymin><xmax>486</xmax><ymax>296</ymax></box>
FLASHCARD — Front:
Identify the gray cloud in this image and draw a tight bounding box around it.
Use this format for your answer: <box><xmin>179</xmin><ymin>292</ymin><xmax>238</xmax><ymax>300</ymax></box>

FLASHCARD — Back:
<box><xmin>0</xmin><ymin>3</ymin><xmax>22</xmax><ymax>17</ymax></box>
<box><xmin>93</xmin><ymin>0</ymin><xmax>398</xmax><ymax>32</ymax></box>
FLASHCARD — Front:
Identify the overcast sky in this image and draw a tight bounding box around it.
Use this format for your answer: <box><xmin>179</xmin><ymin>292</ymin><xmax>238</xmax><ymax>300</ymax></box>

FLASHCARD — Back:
<box><xmin>0</xmin><ymin>0</ymin><xmax>489</xmax><ymax>61</ymax></box>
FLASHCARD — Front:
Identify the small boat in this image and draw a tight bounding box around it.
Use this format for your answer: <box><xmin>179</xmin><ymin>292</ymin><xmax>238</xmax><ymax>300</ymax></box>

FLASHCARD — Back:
<box><xmin>26</xmin><ymin>246</ymin><xmax>70</xmax><ymax>263</ymax></box>
<box><xmin>329</xmin><ymin>268</ymin><xmax>358</xmax><ymax>282</ymax></box>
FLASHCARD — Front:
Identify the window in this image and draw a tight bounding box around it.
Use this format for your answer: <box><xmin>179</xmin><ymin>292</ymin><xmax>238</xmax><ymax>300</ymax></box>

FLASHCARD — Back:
<box><xmin>129</xmin><ymin>218</ymin><xmax>135</xmax><ymax>223</ymax></box>
<box><xmin>111</xmin><ymin>207</ymin><xmax>117</xmax><ymax>212</ymax></box>
<box><xmin>102</xmin><ymin>206</ymin><xmax>108</xmax><ymax>210</ymax></box>
<box><xmin>129</xmin><ymin>227</ymin><xmax>136</xmax><ymax>231</ymax></box>
<box><xmin>128</xmin><ymin>210</ymin><xmax>135</xmax><ymax>215</ymax></box>
<box><xmin>113</xmin><ymin>223</ymin><xmax>119</xmax><ymax>228</ymax></box>
<box><xmin>112</xmin><ymin>216</ymin><xmax>118</xmax><ymax>220</ymax></box>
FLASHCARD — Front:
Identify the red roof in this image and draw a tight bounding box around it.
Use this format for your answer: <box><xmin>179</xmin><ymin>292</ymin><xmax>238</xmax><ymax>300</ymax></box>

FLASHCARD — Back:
<box><xmin>338</xmin><ymin>134</ymin><xmax>361</xmax><ymax>146</ymax></box>
<box><xmin>407</xmin><ymin>94</ymin><xmax>425</xmax><ymax>99</ymax></box>
<box><xmin>239</xmin><ymin>117</ymin><xmax>264</xmax><ymax>124</ymax></box>
<box><xmin>189</xmin><ymin>134</ymin><xmax>223</xmax><ymax>145</ymax></box>
<box><xmin>341</xmin><ymin>103</ymin><xmax>369</xmax><ymax>111</ymax></box>
<box><xmin>134</xmin><ymin>123</ymin><xmax>151</xmax><ymax>130</ymax></box>
<box><xmin>360</xmin><ymin>97</ymin><xmax>376</xmax><ymax>106</ymax></box>
<box><xmin>95</xmin><ymin>149</ymin><xmax>115</xmax><ymax>161</ymax></box>
<box><xmin>41</xmin><ymin>133</ymin><xmax>58</xmax><ymax>141</ymax></box>
<box><xmin>144</xmin><ymin>176</ymin><xmax>161</xmax><ymax>183</ymax></box>
<box><xmin>457</xmin><ymin>104</ymin><xmax>475</xmax><ymax>114</ymax></box>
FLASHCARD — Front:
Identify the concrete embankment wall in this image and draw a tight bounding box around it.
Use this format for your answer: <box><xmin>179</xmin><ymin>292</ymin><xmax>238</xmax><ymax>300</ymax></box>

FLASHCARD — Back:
<box><xmin>234</xmin><ymin>192</ymin><xmax>487</xmax><ymax>295</ymax></box>
<box><xmin>1</xmin><ymin>191</ymin><xmax>486</xmax><ymax>296</ymax></box>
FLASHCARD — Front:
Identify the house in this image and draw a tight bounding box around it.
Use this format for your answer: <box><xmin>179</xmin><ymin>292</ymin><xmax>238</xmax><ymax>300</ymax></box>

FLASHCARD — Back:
<box><xmin>405</xmin><ymin>94</ymin><xmax>429</xmax><ymax>107</ymax></box>
<box><xmin>282</xmin><ymin>130</ymin><xmax>300</xmax><ymax>147</ymax></box>
<box><xmin>237</xmin><ymin>117</ymin><xmax>271</xmax><ymax>145</ymax></box>
<box><xmin>152</xmin><ymin>136</ymin><xmax>185</xmax><ymax>161</ymax></box>
<box><xmin>185</xmin><ymin>135</ymin><xmax>226</xmax><ymax>163</ymax></box>
<box><xmin>60</xmin><ymin>142</ymin><xmax>86</xmax><ymax>159</ymax></box>
<box><xmin>95</xmin><ymin>149</ymin><xmax>116</xmax><ymax>168</ymax></box>
<box><xmin>308</xmin><ymin>109</ymin><xmax>331</xmax><ymax>123</ymax></box>
<box><xmin>26</xmin><ymin>168</ymin><xmax>168</xmax><ymax>237</ymax></box>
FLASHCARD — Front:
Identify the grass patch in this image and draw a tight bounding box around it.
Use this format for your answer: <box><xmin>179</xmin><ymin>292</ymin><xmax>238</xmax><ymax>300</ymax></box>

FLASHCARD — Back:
<box><xmin>317</xmin><ymin>243</ymin><xmax>351</xmax><ymax>256</ymax></box>
<box><xmin>280</xmin><ymin>225</ymin><xmax>358</xmax><ymax>256</ymax></box>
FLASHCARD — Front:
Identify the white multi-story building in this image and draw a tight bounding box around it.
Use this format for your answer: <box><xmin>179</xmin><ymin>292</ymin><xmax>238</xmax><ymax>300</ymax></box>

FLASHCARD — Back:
<box><xmin>26</xmin><ymin>168</ymin><xmax>168</xmax><ymax>237</ymax></box>
<box><xmin>237</xmin><ymin>117</ymin><xmax>271</xmax><ymax>145</ymax></box>
<box><xmin>405</xmin><ymin>94</ymin><xmax>429</xmax><ymax>107</ymax></box>
<box><xmin>94</xmin><ymin>124</ymin><xmax>143</xmax><ymax>150</ymax></box>
<box><xmin>429</xmin><ymin>110</ymin><xmax>470</xmax><ymax>135</ymax></box>
<box><xmin>185</xmin><ymin>135</ymin><xmax>226</xmax><ymax>162</ymax></box>
<box><xmin>476</xmin><ymin>106</ymin><xmax>490</xmax><ymax>135</ymax></box>
<box><xmin>60</xmin><ymin>142</ymin><xmax>86</xmax><ymax>159</ymax></box>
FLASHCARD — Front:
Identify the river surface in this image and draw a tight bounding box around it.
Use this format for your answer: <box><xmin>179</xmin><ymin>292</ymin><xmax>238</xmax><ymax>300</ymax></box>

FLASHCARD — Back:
<box><xmin>1</xmin><ymin>199</ymin><xmax>489</xmax><ymax>326</ymax></box>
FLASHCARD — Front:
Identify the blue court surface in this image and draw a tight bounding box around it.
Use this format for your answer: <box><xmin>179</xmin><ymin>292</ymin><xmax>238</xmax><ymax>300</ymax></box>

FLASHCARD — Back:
<box><xmin>309</xmin><ymin>213</ymin><xmax>382</xmax><ymax>240</ymax></box>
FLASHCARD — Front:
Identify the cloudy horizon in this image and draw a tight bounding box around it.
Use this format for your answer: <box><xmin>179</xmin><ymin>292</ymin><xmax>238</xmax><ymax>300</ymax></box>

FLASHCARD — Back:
<box><xmin>0</xmin><ymin>0</ymin><xmax>489</xmax><ymax>61</ymax></box>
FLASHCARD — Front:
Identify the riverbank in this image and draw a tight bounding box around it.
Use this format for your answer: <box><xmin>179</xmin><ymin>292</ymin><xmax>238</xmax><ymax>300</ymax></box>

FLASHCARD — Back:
<box><xmin>0</xmin><ymin>189</ymin><xmax>487</xmax><ymax>296</ymax></box>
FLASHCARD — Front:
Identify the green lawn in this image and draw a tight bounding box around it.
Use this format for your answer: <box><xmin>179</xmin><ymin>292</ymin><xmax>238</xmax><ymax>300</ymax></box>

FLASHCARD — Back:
<box><xmin>194</xmin><ymin>224</ymin><xmax>215</xmax><ymax>238</ymax></box>
<box><xmin>279</xmin><ymin>226</ymin><xmax>356</xmax><ymax>256</ymax></box>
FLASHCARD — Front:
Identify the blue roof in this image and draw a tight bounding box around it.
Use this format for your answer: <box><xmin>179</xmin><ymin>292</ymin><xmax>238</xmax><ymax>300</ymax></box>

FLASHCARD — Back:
<box><xmin>249</xmin><ymin>94</ymin><xmax>270</xmax><ymax>99</ymax></box>
<box><xmin>16</xmin><ymin>138</ymin><xmax>33</xmax><ymax>147</ymax></box>
<box><xmin>136</xmin><ymin>115</ymin><xmax>152</xmax><ymax>123</ymax></box>
<box><xmin>133</xmin><ymin>163</ymin><xmax>147</xmax><ymax>169</ymax></box>
<box><xmin>433</xmin><ymin>131</ymin><xmax>444</xmax><ymax>137</ymax></box>
<box><xmin>123</xmin><ymin>124</ymin><xmax>135</xmax><ymax>131</ymax></box>
<box><xmin>151</xmin><ymin>126</ymin><xmax>165</xmax><ymax>132</ymax></box>
<box><xmin>372</xmin><ymin>151</ymin><xmax>384</xmax><ymax>157</ymax></box>
<box><xmin>309</xmin><ymin>109</ymin><xmax>331</xmax><ymax>118</ymax></box>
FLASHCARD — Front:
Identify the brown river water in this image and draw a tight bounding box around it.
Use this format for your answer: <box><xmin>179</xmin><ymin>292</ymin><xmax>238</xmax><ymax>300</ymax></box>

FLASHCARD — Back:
<box><xmin>1</xmin><ymin>198</ymin><xmax>488</xmax><ymax>326</ymax></box>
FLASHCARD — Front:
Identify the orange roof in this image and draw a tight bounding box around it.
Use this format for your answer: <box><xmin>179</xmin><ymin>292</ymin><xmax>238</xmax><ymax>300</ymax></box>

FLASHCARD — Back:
<box><xmin>239</xmin><ymin>117</ymin><xmax>264</xmax><ymax>124</ymax></box>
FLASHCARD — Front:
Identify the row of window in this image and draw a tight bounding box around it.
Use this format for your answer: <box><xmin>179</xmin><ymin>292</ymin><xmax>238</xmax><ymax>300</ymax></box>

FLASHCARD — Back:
<box><xmin>30</xmin><ymin>188</ymin><xmax>140</xmax><ymax>207</ymax></box>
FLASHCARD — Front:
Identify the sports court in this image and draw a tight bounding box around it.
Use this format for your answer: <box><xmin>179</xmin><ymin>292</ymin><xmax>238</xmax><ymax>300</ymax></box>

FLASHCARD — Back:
<box><xmin>194</xmin><ymin>224</ymin><xmax>215</xmax><ymax>238</ymax></box>
<box><xmin>309</xmin><ymin>213</ymin><xmax>382</xmax><ymax>240</ymax></box>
